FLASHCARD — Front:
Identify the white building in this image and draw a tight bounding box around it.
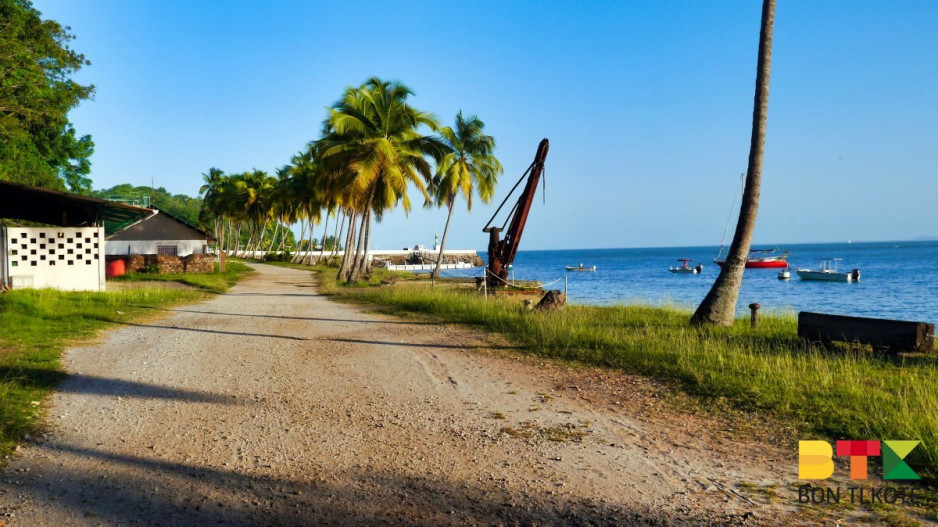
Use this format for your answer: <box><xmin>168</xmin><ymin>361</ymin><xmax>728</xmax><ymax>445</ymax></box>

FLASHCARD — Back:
<box><xmin>106</xmin><ymin>210</ymin><xmax>213</xmax><ymax>257</ymax></box>
<box><xmin>1</xmin><ymin>226</ymin><xmax>106</xmax><ymax>291</ymax></box>
<box><xmin>0</xmin><ymin>180</ymin><xmax>151</xmax><ymax>292</ymax></box>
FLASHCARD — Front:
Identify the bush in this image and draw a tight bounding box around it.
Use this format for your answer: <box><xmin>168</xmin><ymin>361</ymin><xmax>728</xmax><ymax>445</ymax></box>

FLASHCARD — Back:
<box><xmin>264</xmin><ymin>251</ymin><xmax>292</xmax><ymax>262</ymax></box>
<box><xmin>137</xmin><ymin>264</ymin><xmax>160</xmax><ymax>274</ymax></box>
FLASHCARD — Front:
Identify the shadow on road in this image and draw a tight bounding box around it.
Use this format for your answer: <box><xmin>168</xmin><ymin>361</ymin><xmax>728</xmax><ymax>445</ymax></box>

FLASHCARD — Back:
<box><xmin>137</xmin><ymin>306</ymin><xmax>435</xmax><ymax>326</ymax></box>
<box><xmin>15</xmin><ymin>440</ymin><xmax>670</xmax><ymax>525</ymax></box>
<box><xmin>225</xmin><ymin>292</ymin><xmax>326</xmax><ymax>298</ymax></box>
<box><xmin>0</xmin><ymin>368</ymin><xmax>236</xmax><ymax>404</ymax></box>
<box><xmin>325</xmin><ymin>337</ymin><xmax>519</xmax><ymax>351</ymax></box>
<box><xmin>104</xmin><ymin>320</ymin><xmax>308</xmax><ymax>341</ymax></box>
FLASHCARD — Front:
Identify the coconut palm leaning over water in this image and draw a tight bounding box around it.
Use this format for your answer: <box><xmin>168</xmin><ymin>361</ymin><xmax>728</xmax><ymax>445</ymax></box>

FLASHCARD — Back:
<box><xmin>429</xmin><ymin>112</ymin><xmax>503</xmax><ymax>279</ymax></box>
<box><xmin>691</xmin><ymin>0</ymin><xmax>775</xmax><ymax>326</ymax></box>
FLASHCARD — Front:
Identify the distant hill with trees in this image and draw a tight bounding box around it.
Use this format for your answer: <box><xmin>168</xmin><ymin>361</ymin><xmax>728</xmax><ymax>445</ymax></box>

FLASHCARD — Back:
<box><xmin>94</xmin><ymin>184</ymin><xmax>203</xmax><ymax>226</ymax></box>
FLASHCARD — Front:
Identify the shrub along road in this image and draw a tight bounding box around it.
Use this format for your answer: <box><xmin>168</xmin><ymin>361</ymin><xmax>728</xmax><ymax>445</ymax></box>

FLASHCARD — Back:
<box><xmin>0</xmin><ymin>264</ymin><xmax>856</xmax><ymax>525</ymax></box>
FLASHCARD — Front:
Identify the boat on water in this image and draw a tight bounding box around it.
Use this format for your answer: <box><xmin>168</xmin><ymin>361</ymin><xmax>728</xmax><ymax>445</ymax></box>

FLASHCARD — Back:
<box><xmin>565</xmin><ymin>263</ymin><xmax>596</xmax><ymax>272</ymax></box>
<box><xmin>777</xmin><ymin>268</ymin><xmax>791</xmax><ymax>280</ymax></box>
<box><xmin>714</xmin><ymin>249</ymin><xmax>789</xmax><ymax>269</ymax></box>
<box><xmin>713</xmin><ymin>174</ymin><xmax>790</xmax><ymax>269</ymax></box>
<box><xmin>795</xmin><ymin>259</ymin><xmax>860</xmax><ymax>282</ymax></box>
<box><xmin>669</xmin><ymin>259</ymin><xmax>703</xmax><ymax>274</ymax></box>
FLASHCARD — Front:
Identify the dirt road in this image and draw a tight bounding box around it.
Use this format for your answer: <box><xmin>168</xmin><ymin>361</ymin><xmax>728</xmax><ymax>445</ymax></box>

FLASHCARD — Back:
<box><xmin>0</xmin><ymin>263</ymin><xmax>808</xmax><ymax>525</ymax></box>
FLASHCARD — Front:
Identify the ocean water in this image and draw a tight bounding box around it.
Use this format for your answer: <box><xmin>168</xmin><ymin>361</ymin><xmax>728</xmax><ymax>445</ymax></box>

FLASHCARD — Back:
<box><xmin>465</xmin><ymin>241</ymin><xmax>938</xmax><ymax>324</ymax></box>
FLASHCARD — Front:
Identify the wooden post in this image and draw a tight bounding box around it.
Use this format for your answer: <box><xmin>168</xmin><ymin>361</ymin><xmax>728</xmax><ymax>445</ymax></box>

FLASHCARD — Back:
<box><xmin>749</xmin><ymin>303</ymin><xmax>761</xmax><ymax>328</ymax></box>
<box><xmin>219</xmin><ymin>250</ymin><xmax>226</xmax><ymax>272</ymax></box>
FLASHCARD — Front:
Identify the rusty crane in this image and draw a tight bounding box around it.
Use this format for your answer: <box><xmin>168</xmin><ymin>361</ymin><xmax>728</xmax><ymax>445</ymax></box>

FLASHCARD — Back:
<box><xmin>482</xmin><ymin>138</ymin><xmax>549</xmax><ymax>288</ymax></box>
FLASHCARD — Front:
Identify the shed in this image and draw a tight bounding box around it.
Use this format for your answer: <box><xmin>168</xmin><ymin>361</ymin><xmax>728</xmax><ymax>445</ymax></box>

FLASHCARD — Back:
<box><xmin>105</xmin><ymin>209</ymin><xmax>214</xmax><ymax>257</ymax></box>
<box><xmin>0</xmin><ymin>180</ymin><xmax>151</xmax><ymax>291</ymax></box>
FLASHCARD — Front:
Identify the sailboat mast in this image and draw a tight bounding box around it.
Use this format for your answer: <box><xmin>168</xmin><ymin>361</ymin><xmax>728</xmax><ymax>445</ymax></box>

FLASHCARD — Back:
<box><xmin>717</xmin><ymin>173</ymin><xmax>745</xmax><ymax>260</ymax></box>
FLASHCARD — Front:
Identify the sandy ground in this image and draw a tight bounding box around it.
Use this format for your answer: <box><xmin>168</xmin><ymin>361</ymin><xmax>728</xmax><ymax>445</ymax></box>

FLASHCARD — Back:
<box><xmin>0</xmin><ymin>263</ymin><xmax>825</xmax><ymax>525</ymax></box>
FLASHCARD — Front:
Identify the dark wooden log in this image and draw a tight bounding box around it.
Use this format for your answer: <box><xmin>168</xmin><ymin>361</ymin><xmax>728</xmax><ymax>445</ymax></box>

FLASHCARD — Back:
<box><xmin>798</xmin><ymin>311</ymin><xmax>935</xmax><ymax>353</ymax></box>
<box><xmin>536</xmin><ymin>290</ymin><xmax>566</xmax><ymax>311</ymax></box>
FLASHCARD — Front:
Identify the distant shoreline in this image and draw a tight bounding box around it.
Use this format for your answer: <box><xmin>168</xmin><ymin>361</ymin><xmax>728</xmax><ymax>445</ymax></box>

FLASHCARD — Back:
<box><xmin>494</xmin><ymin>238</ymin><xmax>937</xmax><ymax>253</ymax></box>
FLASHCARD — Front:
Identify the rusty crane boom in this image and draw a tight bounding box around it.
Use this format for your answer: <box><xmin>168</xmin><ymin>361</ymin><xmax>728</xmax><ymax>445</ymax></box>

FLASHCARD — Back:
<box><xmin>482</xmin><ymin>138</ymin><xmax>549</xmax><ymax>288</ymax></box>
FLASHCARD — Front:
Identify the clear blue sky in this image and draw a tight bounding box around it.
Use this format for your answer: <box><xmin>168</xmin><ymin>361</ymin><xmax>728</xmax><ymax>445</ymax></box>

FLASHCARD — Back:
<box><xmin>37</xmin><ymin>1</ymin><xmax>938</xmax><ymax>250</ymax></box>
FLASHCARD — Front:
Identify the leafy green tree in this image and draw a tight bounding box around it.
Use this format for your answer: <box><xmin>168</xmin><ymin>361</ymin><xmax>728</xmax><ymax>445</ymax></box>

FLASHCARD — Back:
<box><xmin>429</xmin><ymin>111</ymin><xmax>502</xmax><ymax>278</ymax></box>
<box><xmin>0</xmin><ymin>0</ymin><xmax>95</xmax><ymax>192</ymax></box>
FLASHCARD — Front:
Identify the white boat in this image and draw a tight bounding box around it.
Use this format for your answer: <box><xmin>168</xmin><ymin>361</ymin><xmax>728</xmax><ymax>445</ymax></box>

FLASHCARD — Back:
<box><xmin>778</xmin><ymin>269</ymin><xmax>791</xmax><ymax>280</ymax></box>
<box><xmin>795</xmin><ymin>259</ymin><xmax>860</xmax><ymax>282</ymax></box>
<box><xmin>669</xmin><ymin>259</ymin><xmax>703</xmax><ymax>274</ymax></box>
<box><xmin>565</xmin><ymin>263</ymin><xmax>596</xmax><ymax>272</ymax></box>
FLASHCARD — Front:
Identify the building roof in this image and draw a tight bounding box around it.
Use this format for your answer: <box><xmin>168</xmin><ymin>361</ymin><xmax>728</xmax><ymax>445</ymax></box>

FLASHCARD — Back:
<box><xmin>106</xmin><ymin>209</ymin><xmax>215</xmax><ymax>242</ymax></box>
<box><xmin>0</xmin><ymin>180</ymin><xmax>152</xmax><ymax>236</ymax></box>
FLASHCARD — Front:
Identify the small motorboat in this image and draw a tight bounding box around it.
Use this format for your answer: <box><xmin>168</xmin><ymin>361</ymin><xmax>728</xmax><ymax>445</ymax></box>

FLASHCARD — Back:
<box><xmin>715</xmin><ymin>249</ymin><xmax>790</xmax><ymax>269</ymax></box>
<box><xmin>795</xmin><ymin>259</ymin><xmax>860</xmax><ymax>282</ymax></box>
<box><xmin>777</xmin><ymin>268</ymin><xmax>791</xmax><ymax>280</ymax></box>
<box><xmin>669</xmin><ymin>259</ymin><xmax>703</xmax><ymax>274</ymax></box>
<box><xmin>565</xmin><ymin>263</ymin><xmax>596</xmax><ymax>272</ymax></box>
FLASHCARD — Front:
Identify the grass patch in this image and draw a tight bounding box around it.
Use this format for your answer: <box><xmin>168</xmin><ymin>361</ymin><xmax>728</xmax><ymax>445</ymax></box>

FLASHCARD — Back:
<box><xmin>0</xmin><ymin>287</ymin><xmax>208</xmax><ymax>459</ymax></box>
<box><xmin>283</xmin><ymin>263</ymin><xmax>938</xmax><ymax>481</ymax></box>
<box><xmin>0</xmin><ymin>263</ymin><xmax>252</xmax><ymax>461</ymax></box>
<box><xmin>110</xmin><ymin>262</ymin><xmax>253</xmax><ymax>293</ymax></box>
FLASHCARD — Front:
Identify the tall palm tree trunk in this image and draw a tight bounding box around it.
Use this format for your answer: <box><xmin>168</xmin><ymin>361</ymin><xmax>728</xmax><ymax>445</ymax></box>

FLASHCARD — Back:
<box><xmin>303</xmin><ymin>211</ymin><xmax>316</xmax><ymax>265</ymax></box>
<box><xmin>331</xmin><ymin>211</ymin><xmax>344</xmax><ymax>259</ymax></box>
<box><xmin>241</xmin><ymin>224</ymin><xmax>254</xmax><ymax>258</ymax></box>
<box><xmin>215</xmin><ymin>217</ymin><xmax>223</xmax><ymax>253</ymax></box>
<box><xmin>360</xmin><ymin>210</ymin><xmax>373</xmax><ymax>276</ymax></box>
<box><xmin>432</xmin><ymin>198</ymin><xmax>456</xmax><ymax>279</ymax></box>
<box><xmin>270</xmin><ymin>220</ymin><xmax>282</xmax><ymax>253</ymax></box>
<box><xmin>691</xmin><ymin>0</ymin><xmax>775</xmax><ymax>326</ymax></box>
<box><xmin>316</xmin><ymin>212</ymin><xmax>330</xmax><ymax>264</ymax></box>
<box><xmin>338</xmin><ymin>211</ymin><xmax>357</xmax><ymax>281</ymax></box>
<box><xmin>292</xmin><ymin>219</ymin><xmax>307</xmax><ymax>263</ymax></box>
<box><xmin>253</xmin><ymin>219</ymin><xmax>269</xmax><ymax>257</ymax></box>
<box><xmin>275</xmin><ymin>221</ymin><xmax>287</xmax><ymax>254</ymax></box>
<box><xmin>348</xmin><ymin>208</ymin><xmax>369</xmax><ymax>282</ymax></box>
<box><xmin>220</xmin><ymin>219</ymin><xmax>227</xmax><ymax>255</ymax></box>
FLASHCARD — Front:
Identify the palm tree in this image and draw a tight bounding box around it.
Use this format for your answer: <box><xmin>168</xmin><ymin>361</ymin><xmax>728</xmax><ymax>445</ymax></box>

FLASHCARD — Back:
<box><xmin>429</xmin><ymin>112</ymin><xmax>502</xmax><ymax>279</ymax></box>
<box><xmin>318</xmin><ymin>77</ymin><xmax>444</xmax><ymax>282</ymax></box>
<box><xmin>199</xmin><ymin>167</ymin><xmax>226</xmax><ymax>245</ymax></box>
<box><xmin>691</xmin><ymin>0</ymin><xmax>776</xmax><ymax>326</ymax></box>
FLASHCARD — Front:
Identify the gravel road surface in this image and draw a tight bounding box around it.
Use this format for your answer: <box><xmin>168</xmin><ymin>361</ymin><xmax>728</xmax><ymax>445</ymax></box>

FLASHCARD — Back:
<box><xmin>0</xmin><ymin>263</ymin><xmax>812</xmax><ymax>525</ymax></box>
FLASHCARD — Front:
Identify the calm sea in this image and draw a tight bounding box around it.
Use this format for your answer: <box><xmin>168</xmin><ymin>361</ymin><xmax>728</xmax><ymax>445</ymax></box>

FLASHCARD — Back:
<box><xmin>464</xmin><ymin>241</ymin><xmax>938</xmax><ymax>324</ymax></box>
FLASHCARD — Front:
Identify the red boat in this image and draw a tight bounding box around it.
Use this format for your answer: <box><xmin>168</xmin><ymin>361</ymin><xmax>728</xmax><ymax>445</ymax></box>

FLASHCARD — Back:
<box><xmin>714</xmin><ymin>249</ymin><xmax>789</xmax><ymax>269</ymax></box>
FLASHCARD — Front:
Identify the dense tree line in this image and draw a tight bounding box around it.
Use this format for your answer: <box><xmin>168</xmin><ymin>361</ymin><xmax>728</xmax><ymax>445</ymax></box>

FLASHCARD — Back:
<box><xmin>0</xmin><ymin>0</ymin><xmax>94</xmax><ymax>192</ymax></box>
<box><xmin>94</xmin><ymin>184</ymin><xmax>202</xmax><ymax>225</ymax></box>
<box><xmin>200</xmin><ymin>78</ymin><xmax>502</xmax><ymax>283</ymax></box>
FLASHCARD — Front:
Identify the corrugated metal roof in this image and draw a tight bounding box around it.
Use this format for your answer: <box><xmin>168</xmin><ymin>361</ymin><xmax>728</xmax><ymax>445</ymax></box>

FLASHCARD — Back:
<box><xmin>0</xmin><ymin>180</ymin><xmax>152</xmax><ymax>236</ymax></box>
<box><xmin>107</xmin><ymin>210</ymin><xmax>214</xmax><ymax>241</ymax></box>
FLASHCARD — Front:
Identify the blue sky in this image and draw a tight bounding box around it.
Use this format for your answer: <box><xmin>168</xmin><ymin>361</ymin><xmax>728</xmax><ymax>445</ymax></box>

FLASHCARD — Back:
<box><xmin>37</xmin><ymin>1</ymin><xmax>938</xmax><ymax>250</ymax></box>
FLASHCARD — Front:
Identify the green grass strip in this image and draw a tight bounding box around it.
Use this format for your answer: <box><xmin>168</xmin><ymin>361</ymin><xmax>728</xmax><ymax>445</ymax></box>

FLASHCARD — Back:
<box><xmin>109</xmin><ymin>261</ymin><xmax>253</xmax><ymax>293</ymax></box>
<box><xmin>0</xmin><ymin>262</ymin><xmax>252</xmax><ymax>460</ymax></box>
